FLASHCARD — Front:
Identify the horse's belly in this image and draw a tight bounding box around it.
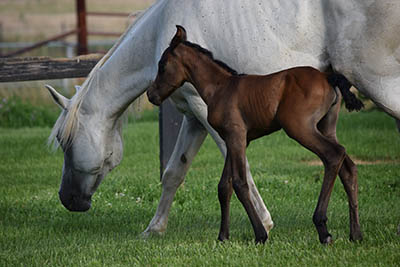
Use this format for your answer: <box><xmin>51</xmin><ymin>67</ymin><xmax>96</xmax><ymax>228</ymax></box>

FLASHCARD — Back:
<box><xmin>247</xmin><ymin>120</ymin><xmax>282</xmax><ymax>143</ymax></box>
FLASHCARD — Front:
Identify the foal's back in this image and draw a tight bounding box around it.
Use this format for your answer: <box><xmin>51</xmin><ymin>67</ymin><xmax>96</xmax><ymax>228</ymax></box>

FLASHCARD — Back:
<box><xmin>227</xmin><ymin>67</ymin><xmax>336</xmax><ymax>140</ymax></box>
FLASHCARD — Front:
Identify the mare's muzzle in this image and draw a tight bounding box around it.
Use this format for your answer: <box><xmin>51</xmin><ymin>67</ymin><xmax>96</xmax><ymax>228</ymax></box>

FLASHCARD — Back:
<box><xmin>59</xmin><ymin>190</ymin><xmax>92</xmax><ymax>212</ymax></box>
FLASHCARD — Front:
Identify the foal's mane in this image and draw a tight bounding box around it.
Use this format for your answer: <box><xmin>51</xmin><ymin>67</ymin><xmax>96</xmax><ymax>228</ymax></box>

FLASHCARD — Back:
<box><xmin>181</xmin><ymin>41</ymin><xmax>240</xmax><ymax>76</ymax></box>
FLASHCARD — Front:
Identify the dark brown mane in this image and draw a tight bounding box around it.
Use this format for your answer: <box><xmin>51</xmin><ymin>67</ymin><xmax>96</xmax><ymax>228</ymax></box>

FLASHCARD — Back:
<box><xmin>182</xmin><ymin>41</ymin><xmax>241</xmax><ymax>76</ymax></box>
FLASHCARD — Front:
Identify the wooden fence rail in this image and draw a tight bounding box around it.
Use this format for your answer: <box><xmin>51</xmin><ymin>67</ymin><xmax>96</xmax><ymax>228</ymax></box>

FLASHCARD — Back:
<box><xmin>0</xmin><ymin>54</ymin><xmax>103</xmax><ymax>82</ymax></box>
<box><xmin>0</xmin><ymin>54</ymin><xmax>181</xmax><ymax>176</ymax></box>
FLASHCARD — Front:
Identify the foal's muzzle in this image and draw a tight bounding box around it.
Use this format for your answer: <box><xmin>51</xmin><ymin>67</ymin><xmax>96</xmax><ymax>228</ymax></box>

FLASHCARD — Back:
<box><xmin>146</xmin><ymin>89</ymin><xmax>162</xmax><ymax>106</ymax></box>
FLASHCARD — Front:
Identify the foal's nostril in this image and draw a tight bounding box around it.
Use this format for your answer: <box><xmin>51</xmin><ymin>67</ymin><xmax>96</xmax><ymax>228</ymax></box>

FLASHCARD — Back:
<box><xmin>146</xmin><ymin>90</ymin><xmax>153</xmax><ymax>101</ymax></box>
<box><xmin>147</xmin><ymin>91</ymin><xmax>161</xmax><ymax>106</ymax></box>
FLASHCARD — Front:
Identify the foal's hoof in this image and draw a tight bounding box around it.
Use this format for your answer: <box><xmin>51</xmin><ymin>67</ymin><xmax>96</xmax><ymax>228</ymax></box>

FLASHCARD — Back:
<box><xmin>321</xmin><ymin>235</ymin><xmax>333</xmax><ymax>245</ymax></box>
<box><xmin>255</xmin><ymin>233</ymin><xmax>268</xmax><ymax>244</ymax></box>
<box><xmin>350</xmin><ymin>232</ymin><xmax>363</xmax><ymax>242</ymax></box>
<box><xmin>217</xmin><ymin>235</ymin><xmax>229</xmax><ymax>242</ymax></box>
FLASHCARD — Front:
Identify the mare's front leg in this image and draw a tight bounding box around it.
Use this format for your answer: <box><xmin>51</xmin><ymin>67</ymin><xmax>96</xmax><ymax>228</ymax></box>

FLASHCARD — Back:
<box><xmin>143</xmin><ymin>115</ymin><xmax>207</xmax><ymax>236</ymax></box>
<box><xmin>225</xmin><ymin>131</ymin><xmax>268</xmax><ymax>244</ymax></box>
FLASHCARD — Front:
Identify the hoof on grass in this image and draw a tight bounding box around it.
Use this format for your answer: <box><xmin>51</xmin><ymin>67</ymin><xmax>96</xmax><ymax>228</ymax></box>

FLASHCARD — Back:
<box><xmin>350</xmin><ymin>232</ymin><xmax>363</xmax><ymax>242</ymax></box>
<box><xmin>139</xmin><ymin>229</ymin><xmax>165</xmax><ymax>239</ymax></box>
<box><xmin>255</xmin><ymin>234</ymin><xmax>268</xmax><ymax>245</ymax></box>
<box><xmin>321</xmin><ymin>235</ymin><xmax>333</xmax><ymax>245</ymax></box>
<box><xmin>217</xmin><ymin>235</ymin><xmax>229</xmax><ymax>243</ymax></box>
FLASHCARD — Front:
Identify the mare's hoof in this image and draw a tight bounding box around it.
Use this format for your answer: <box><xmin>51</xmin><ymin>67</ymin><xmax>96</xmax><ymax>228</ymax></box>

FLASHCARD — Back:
<box><xmin>139</xmin><ymin>229</ymin><xmax>164</xmax><ymax>239</ymax></box>
<box><xmin>321</xmin><ymin>235</ymin><xmax>333</xmax><ymax>245</ymax></box>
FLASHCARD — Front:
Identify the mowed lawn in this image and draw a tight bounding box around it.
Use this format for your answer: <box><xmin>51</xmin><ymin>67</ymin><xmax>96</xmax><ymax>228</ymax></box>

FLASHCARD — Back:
<box><xmin>0</xmin><ymin>110</ymin><xmax>399</xmax><ymax>266</ymax></box>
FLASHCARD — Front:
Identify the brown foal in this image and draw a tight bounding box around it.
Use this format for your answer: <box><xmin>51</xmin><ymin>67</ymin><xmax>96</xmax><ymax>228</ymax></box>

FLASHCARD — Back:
<box><xmin>147</xmin><ymin>26</ymin><xmax>364</xmax><ymax>244</ymax></box>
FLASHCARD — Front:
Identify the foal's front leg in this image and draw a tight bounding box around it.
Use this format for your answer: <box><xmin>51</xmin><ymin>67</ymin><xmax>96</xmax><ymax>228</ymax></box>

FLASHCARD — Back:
<box><xmin>218</xmin><ymin>154</ymin><xmax>233</xmax><ymax>241</ymax></box>
<box><xmin>225</xmin><ymin>133</ymin><xmax>268</xmax><ymax>244</ymax></box>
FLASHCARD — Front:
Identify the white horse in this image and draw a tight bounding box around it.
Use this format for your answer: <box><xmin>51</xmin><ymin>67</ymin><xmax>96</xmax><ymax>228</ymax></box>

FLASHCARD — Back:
<box><xmin>46</xmin><ymin>0</ymin><xmax>400</xmax><ymax>240</ymax></box>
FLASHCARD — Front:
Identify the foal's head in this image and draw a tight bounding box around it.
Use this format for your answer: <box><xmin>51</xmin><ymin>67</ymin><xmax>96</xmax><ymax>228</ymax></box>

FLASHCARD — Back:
<box><xmin>147</xmin><ymin>25</ymin><xmax>188</xmax><ymax>106</ymax></box>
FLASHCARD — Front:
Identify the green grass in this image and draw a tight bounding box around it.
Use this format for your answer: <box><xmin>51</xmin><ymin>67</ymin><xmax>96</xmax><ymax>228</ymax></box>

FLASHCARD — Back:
<box><xmin>0</xmin><ymin>110</ymin><xmax>399</xmax><ymax>266</ymax></box>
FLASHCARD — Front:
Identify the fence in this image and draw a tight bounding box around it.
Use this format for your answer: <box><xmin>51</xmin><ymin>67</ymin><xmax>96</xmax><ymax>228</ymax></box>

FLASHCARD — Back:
<box><xmin>0</xmin><ymin>0</ymin><xmax>141</xmax><ymax>58</ymax></box>
<box><xmin>0</xmin><ymin>0</ymin><xmax>181</xmax><ymax>175</ymax></box>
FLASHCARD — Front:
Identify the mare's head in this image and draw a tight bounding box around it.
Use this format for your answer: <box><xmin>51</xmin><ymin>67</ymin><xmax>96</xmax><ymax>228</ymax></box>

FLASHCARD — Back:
<box><xmin>147</xmin><ymin>25</ymin><xmax>188</xmax><ymax>106</ymax></box>
<box><xmin>46</xmin><ymin>82</ymin><xmax>123</xmax><ymax>212</ymax></box>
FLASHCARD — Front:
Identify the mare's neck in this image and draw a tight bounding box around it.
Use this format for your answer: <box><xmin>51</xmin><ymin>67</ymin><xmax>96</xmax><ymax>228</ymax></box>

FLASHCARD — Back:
<box><xmin>81</xmin><ymin>40</ymin><xmax>155</xmax><ymax>122</ymax></box>
<box><xmin>80</xmin><ymin>3</ymin><xmax>164</xmax><ymax>121</ymax></box>
<box><xmin>182</xmin><ymin>47</ymin><xmax>232</xmax><ymax>105</ymax></box>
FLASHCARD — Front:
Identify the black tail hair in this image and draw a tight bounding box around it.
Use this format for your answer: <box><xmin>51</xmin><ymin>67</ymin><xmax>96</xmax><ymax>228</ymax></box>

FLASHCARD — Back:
<box><xmin>327</xmin><ymin>73</ymin><xmax>364</xmax><ymax>112</ymax></box>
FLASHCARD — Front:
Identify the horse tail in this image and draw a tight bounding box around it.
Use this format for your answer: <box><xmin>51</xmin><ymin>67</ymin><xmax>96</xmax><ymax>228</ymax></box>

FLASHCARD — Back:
<box><xmin>327</xmin><ymin>73</ymin><xmax>364</xmax><ymax>112</ymax></box>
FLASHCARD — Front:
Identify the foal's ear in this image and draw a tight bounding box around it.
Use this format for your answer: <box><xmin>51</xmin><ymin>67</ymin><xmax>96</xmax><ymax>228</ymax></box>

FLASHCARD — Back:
<box><xmin>170</xmin><ymin>25</ymin><xmax>187</xmax><ymax>49</ymax></box>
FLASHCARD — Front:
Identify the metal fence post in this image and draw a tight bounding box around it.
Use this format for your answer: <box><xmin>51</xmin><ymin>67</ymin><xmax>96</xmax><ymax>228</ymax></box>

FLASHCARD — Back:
<box><xmin>159</xmin><ymin>99</ymin><xmax>183</xmax><ymax>179</ymax></box>
<box><xmin>76</xmin><ymin>0</ymin><xmax>88</xmax><ymax>55</ymax></box>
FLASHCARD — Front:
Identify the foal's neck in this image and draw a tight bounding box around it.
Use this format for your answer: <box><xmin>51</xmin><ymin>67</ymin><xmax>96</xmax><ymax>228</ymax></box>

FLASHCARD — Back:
<box><xmin>181</xmin><ymin>46</ymin><xmax>232</xmax><ymax>104</ymax></box>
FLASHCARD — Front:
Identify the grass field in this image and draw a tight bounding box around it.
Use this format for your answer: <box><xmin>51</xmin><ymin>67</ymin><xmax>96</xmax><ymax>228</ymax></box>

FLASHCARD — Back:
<box><xmin>0</xmin><ymin>110</ymin><xmax>399</xmax><ymax>266</ymax></box>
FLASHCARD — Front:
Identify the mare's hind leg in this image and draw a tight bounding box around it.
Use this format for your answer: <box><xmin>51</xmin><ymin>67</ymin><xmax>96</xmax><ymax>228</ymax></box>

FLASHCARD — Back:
<box><xmin>338</xmin><ymin>156</ymin><xmax>362</xmax><ymax>241</ymax></box>
<box><xmin>143</xmin><ymin>115</ymin><xmax>207</xmax><ymax>235</ymax></box>
<box><xmin>283</xmin><ymin>119</ymin><xmax>346</xmax><ymax>244</ymax></box>
<box><xmin>318</xmin><ymin>104</ymin><xmax>362</xmax><ymax>241</ymax></box>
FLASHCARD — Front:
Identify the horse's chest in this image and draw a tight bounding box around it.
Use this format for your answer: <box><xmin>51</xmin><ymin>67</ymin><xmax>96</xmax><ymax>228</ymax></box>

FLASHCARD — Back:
<box><xmin>207</xmin><ymin>103</ymin><xmax>244</xmax><ymax>134</ymax></box>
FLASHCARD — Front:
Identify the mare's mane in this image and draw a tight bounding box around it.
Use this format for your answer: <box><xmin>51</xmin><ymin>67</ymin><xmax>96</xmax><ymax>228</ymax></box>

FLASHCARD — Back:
<box><xmin>48</xmin><ymin>11</ymin><xmax>146</xmax><ymax>149</ymax></box>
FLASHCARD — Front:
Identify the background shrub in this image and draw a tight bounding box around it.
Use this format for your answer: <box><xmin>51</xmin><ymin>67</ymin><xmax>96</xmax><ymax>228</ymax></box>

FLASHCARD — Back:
<box><xmin>0</xmin><ymin>96</ymin><xmax>158</xmax><ymax>128</ymax></box>
<box><xmin>0</xmin><ymin>96</ymin><xmax>59</xmax><ymax>128</ymax></box>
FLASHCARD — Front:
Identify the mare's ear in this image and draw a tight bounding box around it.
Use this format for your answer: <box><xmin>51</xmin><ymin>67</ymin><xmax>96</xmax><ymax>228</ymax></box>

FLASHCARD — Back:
<box><xmin>45</xmin><ymin>85</ymin><xmax>70</xmax><ymax>110</ymax></box>
<box><xmin>170</xmin><ymin>25</ymin><xmax>187</xmax><ymax>49</ymax></box>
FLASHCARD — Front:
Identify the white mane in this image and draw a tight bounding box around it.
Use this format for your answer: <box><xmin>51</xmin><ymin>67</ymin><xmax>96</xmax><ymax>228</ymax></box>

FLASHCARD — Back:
<box><xmin>48</xmin><ymin>11</ymin><xmax>146</xmax><ymax>149</ymax></box>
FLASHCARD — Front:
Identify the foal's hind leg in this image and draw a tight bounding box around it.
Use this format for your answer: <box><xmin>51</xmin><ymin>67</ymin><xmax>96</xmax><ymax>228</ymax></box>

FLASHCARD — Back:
<box><xmin>284</xmin><ymin>121</ymin><xmax>346</xmax><ymax>244</ymax></box>
<box><xmin>318</xmin><ymin>105</ymin><xmax>362</xmax><ymax>241</ymax></box>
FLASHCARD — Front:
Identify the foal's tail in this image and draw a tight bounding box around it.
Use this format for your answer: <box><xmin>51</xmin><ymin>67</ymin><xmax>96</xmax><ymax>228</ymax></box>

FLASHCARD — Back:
<box><xmin>327</xmin><ymin>73</ymin><xmax>364</xmax><ymax>112</ymax></box>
